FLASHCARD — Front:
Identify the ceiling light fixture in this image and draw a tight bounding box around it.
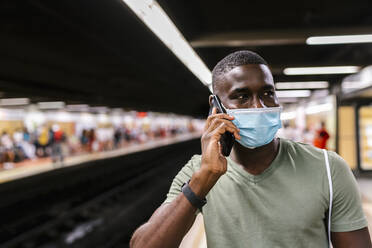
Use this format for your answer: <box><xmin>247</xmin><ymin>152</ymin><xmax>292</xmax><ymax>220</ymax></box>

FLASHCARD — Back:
<box><xmin>38</xmin><ymin>102</ymin><xmax>65</xmax><ymax>109</ymax></box>
<box><xmin>307</xmin><ymin>34</ymin><xmax>372</xmax><ymax>45</ymax></box>
<box><xmin>122</xmin><ymin>0</ymin><xmax>212</xmax><ymax>86</ymax></box>
<box><xmin>0</xmin><ymin>98</ymin><xmax>30</xmax><ymax>106</ymax></box>
<box><xmin>66</xmin><ymin>104</ymin><xmax>90</xmax><ymax>111</ymax></box>
<box><xmin>305</xmin><ymin>103</ymin><xmax>333</xmax><ymax>114</ymax></box>
<box><xmin>275</xmin><ymin>81</ymin><xmax>329</xmax><ymax>89</ymax></box>
<box><xmin>283</xmin><ymin>66</ymin><xmax>360</xmax><ymax>75</ymax></box>
<box><xmin>276</xmin><ymin>98</ymin><xmax>299</xmax><ymax>103</ymax></box>
<box><xmin>276</xmin><ymin>90</ymin><xmax>311</xmax><ymax>98</ymax></box>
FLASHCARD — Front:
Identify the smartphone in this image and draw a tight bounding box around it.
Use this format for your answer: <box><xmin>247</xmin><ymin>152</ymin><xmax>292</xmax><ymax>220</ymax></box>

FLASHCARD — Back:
<box><xmin>208</xmin><ymin>95</ymin><xmax>235</xmax><ymax>156</ymax></box>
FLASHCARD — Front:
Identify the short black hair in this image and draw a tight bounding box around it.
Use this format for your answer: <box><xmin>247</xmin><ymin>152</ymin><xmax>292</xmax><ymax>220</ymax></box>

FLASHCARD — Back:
<box><xmin>212</xmin><ymin>50</ymin><xmax>268</xmax><ymax>91</ymax></box>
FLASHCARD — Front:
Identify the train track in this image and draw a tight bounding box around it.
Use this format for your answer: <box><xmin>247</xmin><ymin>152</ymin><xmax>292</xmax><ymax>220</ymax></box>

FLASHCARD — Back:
<box><xmin>0</xmin><ymin>138</ymin><xmax>201</xmax><ymax>248</ymax></box>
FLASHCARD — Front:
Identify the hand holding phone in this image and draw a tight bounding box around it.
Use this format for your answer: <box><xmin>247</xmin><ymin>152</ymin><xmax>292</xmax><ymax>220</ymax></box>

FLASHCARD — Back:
<box><xmin>191</xmin><ymin>95</ymin><xmax>240</xmax><ymax>198</ymax></box>
<box><xmin>208</xmin><ymin>95</ymin><xmax>235</xmax><ymax>156</ymax></box>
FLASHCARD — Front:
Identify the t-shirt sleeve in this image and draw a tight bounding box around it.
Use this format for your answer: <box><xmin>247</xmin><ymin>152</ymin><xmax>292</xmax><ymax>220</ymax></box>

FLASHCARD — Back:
<box><xmin>329</xmin><ymin>151</ymin><xmax>368</xmax><ymax>232</ymax></box>
<box><xmin>163</xmin><ymin>154</ymin><xmax>202</xmax><ymax>205</ymax></box>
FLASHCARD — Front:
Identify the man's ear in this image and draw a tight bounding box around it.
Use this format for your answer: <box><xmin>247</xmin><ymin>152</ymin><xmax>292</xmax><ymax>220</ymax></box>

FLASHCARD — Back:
<box><xmin>208</xmin><ymin>95</ymin><xmax>214</xmax><ymax>107</ymax></box>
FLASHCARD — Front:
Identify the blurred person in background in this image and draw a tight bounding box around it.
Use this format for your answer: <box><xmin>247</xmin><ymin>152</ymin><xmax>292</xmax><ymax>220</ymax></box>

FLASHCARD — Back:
<box><xmin>13</xmin><ymin>128</ymin><xmax>26</xmax><ymax>162</ymax></box>
<box><xmin>313</xmin><ymin>121</ymin><xmax>330</xmax><ymax>149</ymax></box>
<box><xmin>130</xmin><ymin>50</ymin><xmax>371</xmax><ymax>248</ymax></box>
<box><xmin>13</xmin><ymin>128</ymin><xmax>23</xmax><ymax>147</ymax></box>
<box><xmin>1</xmin><ymin>131</ymin><xmax>15</xmax><ymax>169</ymax></box>
<box><xmin>20</xmin><ymin>127</ymin><xmax>36</xmax><ymax>160</ymax></box>
<box><xmin>88</xmin><ymin>128</ymin><xmax>96</xmax><ymax>152</ymax></box>
<box><xmin>51</xmin><ymin>124</ymin><xmax>65</xmax><ymax>164</ymax></box>
<box><xmin>80</xmin><ymin>129</ymin><xmax>89</xmax><ymax>152</ymax></box>
<box><xmin>123</xmin><ymin>126</ymin><xmax>132</xmax><ymax>143</ymax></box>
<box><xmin>187</xmin><ymin>120</ymin><xmax>195</xmax><ymax>133</ymax></box>
<box><xmin>114</xmin><ymin>127</ymin><xmax>122</xmax><ymax>148</ymax></box>
<box><xmin>23</xmin><ymin>127</ymin><xmax>30</xmax><ymax>143</ymax></box>
<box><xmin>36</xmin><ymin>126</ymin><xmax>50</xmax><ymax>157</ymax></box>
<box><xmin>96</xmin><ymin>127</ymin><xmax>107</xmax><ymax>151</ymax></box>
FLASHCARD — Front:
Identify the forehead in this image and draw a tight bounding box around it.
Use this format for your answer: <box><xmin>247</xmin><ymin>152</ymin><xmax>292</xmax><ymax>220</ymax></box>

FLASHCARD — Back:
<box><xmin>214</xmin><ymin>64</ymin><xmax>274</xmax><ymax>94</ymax></box>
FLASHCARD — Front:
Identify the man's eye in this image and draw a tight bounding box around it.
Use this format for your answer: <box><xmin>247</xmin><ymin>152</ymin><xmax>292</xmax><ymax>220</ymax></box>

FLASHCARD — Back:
<box><xmin>264</xmin><ymin>91</ymin><xmax>274</xmax><ymax>97</ymax></box>
<box><xmin>238</xmin><ymin>94</ymin><xmax>248</xmax><ymax>100</ymax></box>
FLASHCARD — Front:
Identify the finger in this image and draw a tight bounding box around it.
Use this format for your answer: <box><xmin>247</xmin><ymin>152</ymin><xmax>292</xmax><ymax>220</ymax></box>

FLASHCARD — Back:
<box><xmin>207</xmin><ymin>119</ymin><xmax>240</xmax><ymax>139</ymax></box>
<box><xmin>209</xmin><ymin>118</ymin><xmax>238</xmax><ymax>130</ymax></box>
<box><xmin>205</xmin><ymin>112</ymin><xmax>234</xmax><ymax>131</ymax></box>
<box><xmin>211</xmin><ymin>123</ymin><xmax>240</xmax><ymax>140</ymax></box>
<box><xmin>209</xmin><ymin>112</ymin><xmax>234</xmax><ymax>120</ymax></box>
<box><xmin>206</xmin><ymin>113</ymin><xmax>234</xmax><ymax>129</ymax></box>
<box><xmin>212</xmin><ymin>123</ymin><xmax>241</xmax><ymax>140</ymax></box>
<box><xmin>204</xmin><ymin>109</ymin><xmax>214</xmax><ymax>131</ymax></box>
<box><xmin>209</xmin><ymin>122</ymin><xmax>240</xmax><ymax>140</ymax></box>
<box><xmin>204</xmin><ymin>107</ymin><xmax>220</xmax><ymax>131</ymax></box>
<box><xmin>212</xmin><ymin>107</ymin><xmax>217</xmax><ymax>115</ymax></box>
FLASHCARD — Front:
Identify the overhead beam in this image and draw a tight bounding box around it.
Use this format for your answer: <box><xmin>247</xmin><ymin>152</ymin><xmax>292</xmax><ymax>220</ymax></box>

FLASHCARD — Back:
<box><xmin>190</xmin><ymin>26</ymin><xmax>372</xmax><ymax>47</ymax></box>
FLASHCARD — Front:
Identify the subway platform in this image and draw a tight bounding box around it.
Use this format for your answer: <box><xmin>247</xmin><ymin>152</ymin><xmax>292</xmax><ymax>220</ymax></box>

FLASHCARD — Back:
<box><xmin>0</xmin><ymin>132</ymin><xmax>201</xmax><ymax>184</ymax></box>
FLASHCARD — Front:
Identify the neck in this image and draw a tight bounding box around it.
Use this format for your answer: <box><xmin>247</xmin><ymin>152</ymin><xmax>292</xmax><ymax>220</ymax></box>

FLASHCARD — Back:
<box><xmin>230</xmin><ymin>138</ymin><xmax>280</xmax><ymax>175</ymax></box>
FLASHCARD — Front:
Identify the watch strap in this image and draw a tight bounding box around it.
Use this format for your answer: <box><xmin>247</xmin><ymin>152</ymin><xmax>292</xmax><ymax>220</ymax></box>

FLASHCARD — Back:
<box><xmin>181</xmin><ymin>180</ymin><xmax>207</xmax><ymax>210</ymax></box>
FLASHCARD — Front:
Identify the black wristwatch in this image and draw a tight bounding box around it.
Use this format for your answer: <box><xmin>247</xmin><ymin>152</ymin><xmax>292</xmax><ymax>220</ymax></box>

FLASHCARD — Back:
<box><xmin>181</xmin><ymin>180</ymin><xmax>207</xmax><ymax>211</ymax></box>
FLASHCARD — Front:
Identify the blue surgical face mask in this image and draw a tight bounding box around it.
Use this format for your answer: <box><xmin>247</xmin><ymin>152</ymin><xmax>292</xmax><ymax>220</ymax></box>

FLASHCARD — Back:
<box><xmin>226</xmin><ymin>107</ymin><xmax>282</xmax><ymax>149</ymax></box>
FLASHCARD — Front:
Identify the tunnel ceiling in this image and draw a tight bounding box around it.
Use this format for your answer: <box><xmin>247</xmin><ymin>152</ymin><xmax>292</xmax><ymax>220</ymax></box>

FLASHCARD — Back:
<box><xmin>1</xmin><ymin>0</ymin><xmax>372</xmax><ymax>116</ymax></box>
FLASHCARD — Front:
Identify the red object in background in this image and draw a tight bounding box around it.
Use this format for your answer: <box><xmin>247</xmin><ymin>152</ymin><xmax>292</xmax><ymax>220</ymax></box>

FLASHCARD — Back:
<box><xmin>137</xmin><ymin>112</ymin><xmax>147</xmax><ymax>118</ymax></box>
<box><xmin>53</xmin><ymin>130</ymin><xmax>64</xmax><ymax>142</ymax></box>
<box><xmin>313</xmin><ymin>128</ymin><xmax>330</xmax><ymax>149</ymax></box>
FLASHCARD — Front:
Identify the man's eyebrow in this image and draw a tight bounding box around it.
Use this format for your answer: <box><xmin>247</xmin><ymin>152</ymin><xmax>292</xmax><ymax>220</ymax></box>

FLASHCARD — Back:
<box><xmin>230</xmin><ymin>87</ymin><xmax>250</xmax><ymax>93</ymax></box>
<box><xmin>230</xmin><ymin>85</ymin><xmax>275</xmax><ymax>93</ymax></box>
<box><xmin>262</xmin><ymin>85</ymin><xmax>275</xmax><ymax>90</ymax></box>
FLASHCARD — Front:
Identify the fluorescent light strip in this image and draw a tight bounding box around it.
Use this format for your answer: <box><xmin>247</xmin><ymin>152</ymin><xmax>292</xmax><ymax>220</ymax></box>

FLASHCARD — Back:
<box><xmin>276</xmin><ymin>81</ymin><xmax>329</xmax><ymax>89</ymax></box>
<box><xmin>67</xmin><ymin>104</ymin><xmax>90</xmax><ymax>111</ymax></box>
<box><xmin>0</xmin><ymin>98</ymin><xmax>30</xmax><ymax>106</ymax></box>
<box><xmin>305</xmin><ymin>103</ymin><xmax>333</xmax><ymax>114</ymax></box>
<box><xmin>277</xmin><ymin>98</ymin><xmax>299</xmax><ymax>103</ymax></box>
<box><xmin>123</xmin><ymin>0</ymin><xmax>212</xmax><ymax>86</ymax></box>
<box><xmin>307</xmin><ymin>34</ymin><xmax>372</xmax><ymax>45</ymax></box>
<box><xmin>342</xmin><ymin>81</ymin><xmax>372</xmax><ymax>91</ymax></box>
<box><xmin>283</xmin><ymin>66</ymin><xmax>360</xmax><ymax>75</ymax></box>
<box><xmin>38</xmin><ymin>101</ymin><xmax>65</xmax><ymax>109</ymax></box>
<box><xmin>276</xmin><ymin>90</ymin><xmax>311</xmax><ymax>98</ymax></box>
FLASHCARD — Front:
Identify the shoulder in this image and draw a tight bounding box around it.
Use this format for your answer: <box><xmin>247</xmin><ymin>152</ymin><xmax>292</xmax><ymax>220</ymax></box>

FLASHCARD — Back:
<box><xmin>282</xmin><ymin>138</ymin><xmax>353</xmax><ymax>176</ymax></box>
<box><xmin>177</xmin><ymin>154</ymin><xmax>202</xmax><ymax>177</ymax></box>
<box><xmin>326</xmin><ymin>150</ymin><xmax>355</xmax><ymax>181</ymax></box>
<box><xmin>281</xmin><ymin>138</ymin><xmax>324</xmax><ymax>163</ymax></box>
<box><xmin>190</xmin><ymin>154</ymin><xmax>202</xmax><ymax>163</ymax></box>
<box><xmin>187</xmin><ymin>154</ymin><xmax>202</xmax><ymax>171</ymax></box>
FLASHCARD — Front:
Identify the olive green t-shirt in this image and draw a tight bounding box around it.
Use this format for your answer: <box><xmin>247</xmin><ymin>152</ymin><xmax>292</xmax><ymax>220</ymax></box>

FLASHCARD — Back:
<box><xmin>164</xmin><ymin>138</ymin><xmax>368</xmax><ymax>248</ymax></box>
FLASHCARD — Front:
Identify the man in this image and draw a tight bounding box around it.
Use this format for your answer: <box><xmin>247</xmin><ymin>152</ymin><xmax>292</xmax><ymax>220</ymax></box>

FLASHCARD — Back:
<box><xmin>130</xmin><ymin>51</ymin><xmax>371</xmax><ymax>247</ymax></box>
